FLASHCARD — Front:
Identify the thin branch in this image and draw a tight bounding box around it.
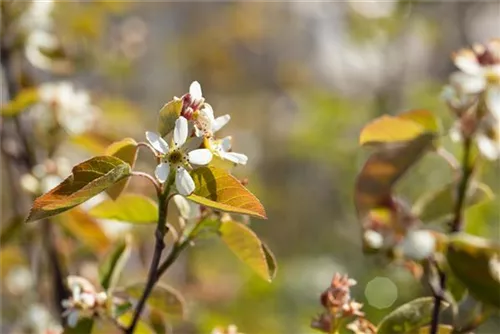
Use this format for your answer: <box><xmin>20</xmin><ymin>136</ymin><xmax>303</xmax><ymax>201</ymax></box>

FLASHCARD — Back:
<box><xmin>430</xmin><ymin>137</ymin><xmax>474</xmax><ymax>334</ymax></box>
<box><xmin>137</xmin><ymin>142</ymin><xmax>158</xmax><ymax>158</ymax></box>
<box><xmin>126</xmin><ymin>180</ymin><xmax>173</xmax><ymax>334</ymax></box>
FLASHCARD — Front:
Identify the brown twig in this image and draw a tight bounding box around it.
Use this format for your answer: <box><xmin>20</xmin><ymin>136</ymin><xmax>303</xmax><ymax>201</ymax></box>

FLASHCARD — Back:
<box><xmin>429</xmin><ymin>137</ymin><xmax>474</xmax><ymax>334</ymax></box>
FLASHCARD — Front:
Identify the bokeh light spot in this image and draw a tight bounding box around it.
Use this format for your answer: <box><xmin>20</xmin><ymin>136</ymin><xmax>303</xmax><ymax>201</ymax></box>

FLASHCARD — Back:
<box><xmin>364</xmin><ymin>276</ymin><xmax>398</xmax><ymax>309</ymax></box>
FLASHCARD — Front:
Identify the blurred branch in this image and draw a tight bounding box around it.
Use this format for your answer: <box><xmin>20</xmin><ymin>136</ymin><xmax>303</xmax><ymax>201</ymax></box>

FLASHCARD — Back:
<box><xmin>1</xmin><ymin>31</ymin><xmax>69</xmax><ymax>322</ymax></box>
<box><xmin>430</xmin><ymin>137</ymin><xmax>474</xmax><ymax>334</ymax></box>
<box><xmin>126</xmin><ymin>181</ymin><xmax>172</xmax><ymax>334</ymax></box>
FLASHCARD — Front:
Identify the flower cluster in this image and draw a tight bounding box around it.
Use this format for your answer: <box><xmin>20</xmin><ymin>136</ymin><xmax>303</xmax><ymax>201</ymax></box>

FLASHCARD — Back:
<box><xmin>444</xmin><ymin>38</ymin><xmax>500</xmax><ymax>160</ymax></box>
<box><xmin>33</xmin><ymin>82</ymin><xmax>99</xmax><ymax>136</ymax></box>
<box><xmin>146</xmin><ymin>82</ymin><xmax>248</xmax><ymax>196</ymax></box>
<box><xmin>61</xmin><ymin>276</ymin><xmax>108</xmax><ymax>328</ymax></box>
<box><xmin>311</xmin><ymin>273</ymin><xmax>373</xmax><ymax>334</ymax></box>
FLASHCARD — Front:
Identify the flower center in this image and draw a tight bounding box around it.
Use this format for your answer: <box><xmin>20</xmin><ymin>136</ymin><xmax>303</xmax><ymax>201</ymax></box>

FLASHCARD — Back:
<box><xmin>168</xmin><ymin>150</ymin><xmax>184</xmax><ymax>165</ymax></box>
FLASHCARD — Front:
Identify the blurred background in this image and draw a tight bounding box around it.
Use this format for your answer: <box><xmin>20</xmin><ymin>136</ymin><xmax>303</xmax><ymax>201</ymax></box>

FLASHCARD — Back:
<box><xmin>1</xmin><ymin>1</ymin><xmax>499</xmax><ymax>333</ymax></box>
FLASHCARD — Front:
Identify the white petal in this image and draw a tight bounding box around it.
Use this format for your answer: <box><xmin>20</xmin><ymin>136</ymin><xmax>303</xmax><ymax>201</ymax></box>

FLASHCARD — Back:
<box><xmin>477</xmin><ymin>134</ymin><xmax>500</xmax><ymax>160</ymax></box>
<box><xmin>450</xmin><ymin>71</ymin><xmax>486</xmax><ymax>94</ymax></box>
<box><xmin>145</xmin><ymin>131</ymin><xmax>169</xmax><ymax>154</ymax></box>
<box><xmin>176</xmin><ymin>167</ymin><xmax>195</xmax><ymax>196</ymax></box>
<box><xmin>454</xmin><ymin>53</ymin><xmax>483</xmax><ymax>76</ymax></box>
<box><xmin>201</xmin><ymin>104</ymin><xmax>215</xmax><ymax>122</ymax></box>
<box><xmin>67</xmin><ymin>310</ymin><xmax>79</xmax><ymax>328</ymax></box>
<box><xmin>486</xmin><ymin>86</ymin><xmax>500</xmax><ymax>119</ymax></box>
<box><xmin>174</xmin><ymin>116</ymin><xmax>188</xmax><ymax>147</ymax></box>
<box><xmin>188</xmin><ymin>149</ymin><xmax>213</xmax><ymax>165</ymax></box>
<box><xmin>221</xmin><ymin>151</ymin><xmax>248</xmax><ymax>165</ymax></box>
<box><xmin>220</xmin><ymin>136</ymin><xmax>232</xmax><ymax>151</ymax></box>
<box><xmin>155</xmin><ymin>163</ymin><xmax>170</xmax><ymax>183</ymax></box>
<box><xmin>213</xmin><ymin>114</ymin><xmax>231</xmax><ymax>133</ymax></box>
<box><xmin>189</xmin><ymin>81</ymin><xmax>202</xmax><ymax>100</ymax></box>
<box><xmin>401</xmin><ymin>230</ymin><xmax>436</xmax><ymax>261</ymax></box>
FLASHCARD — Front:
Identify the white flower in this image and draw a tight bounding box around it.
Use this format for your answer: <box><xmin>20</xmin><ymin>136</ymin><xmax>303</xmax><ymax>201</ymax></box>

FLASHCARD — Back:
<box><xmin>146</xmin><ymin>116</ymin><xmax>213</xmax><ymax>195</ymax></box>
<box><xmin>476</xmin><ymin>114</ymin><xmax>500</xmax><ymax>160</ymax></box>
<box><xmin>452</xmin><ymin>39</ymin><xmax>500</xmax><ymax>95</ymax></box>
<box><xmin>400</xmin><ymin>230</ymin><xmax>436</xmax><ymax>260</ymax></box>
<box><xmin>207</xmin><ymin>136</ymin><xmax>248</xmax><ymax>165</ymax></box>
<box><xmin>61</xmin><ymin>276</ymin><xmax>107</xmax><ymax>328</ymax></box>
<box><xmin>36</xmin><ymin>82</ymin><xmax>98</xmax><ymax>135</ymax></box>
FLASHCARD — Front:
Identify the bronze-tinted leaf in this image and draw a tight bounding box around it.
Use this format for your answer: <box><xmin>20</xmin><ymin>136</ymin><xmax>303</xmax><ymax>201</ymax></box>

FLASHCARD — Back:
<box><xmin>58</xmin><ymin>208</ymin><xmax>110</xmax><ymax>254</ymax></box>
<box><xmin>220</xmin><ymin>220</ymin><xmax>276</xmax><ymax>282</ymax></box>
<box><xmin>187</xmin><ymin>166</ymin><xmax>266</xmax><ymax>219</ymax></box>
<box><xmin>26</xmin><ymin>156</ymin><xmax>132</xmax><ymax>222</ymax></box>
<box><xmin>447</xmin><ymin>233</ymin><xmax>500</xmax><ymax>307</ymax></box>
<box><xmin>104</xmin><ymin>138</ymin><xmax>138</xmax><ymax>200</ymax></box>
<box><xmin>355</xmin><ymin>133</ymin><xmax>436</xmax><ymax>215</ymax></box>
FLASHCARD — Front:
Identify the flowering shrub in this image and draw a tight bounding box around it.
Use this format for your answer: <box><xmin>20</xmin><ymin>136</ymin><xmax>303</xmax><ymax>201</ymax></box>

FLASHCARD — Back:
<box><xmin>311</xmin><ymin>38</ymin><xmax>500</xmax><ymax>334</ymax></box>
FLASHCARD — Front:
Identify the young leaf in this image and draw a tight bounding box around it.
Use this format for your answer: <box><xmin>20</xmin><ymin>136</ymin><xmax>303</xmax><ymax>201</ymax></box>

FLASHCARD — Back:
<box><xmin>117</xmin><ymin>312</ymin><xmax>155</xmax><ymax>334</ymax></box>
<box><xmin>148</xmin><ymin>309</ymin><xmax>168</xmax><ymax>334</ymax></box>
<box><xmin>58</xmin><ymin>208</ymin><xmax>111</xmax><ymax>254</ymax></box>
<box><xmin>219</xmin><ymin>220</ymin><xmax>277</xmax><ymax>282</ymax></box>
<box><xmin>26</xmin><ymin>156</ymin><xmax>132</xmax><ymax>222</ymax></box>
<box><xmin>377</xmin><ymin>297</ymin><xmax>449</xmax><ymax>334</ymax></box>
<box><xmin>1</xmin><ymin>88</ymin><xmax>38</xmax><ymax>117</ymax></box>
<box><xmin>416</xmin><ymin>325</ymin><xmax>453</xmax><ymax>333</ymax></box>
<box><xmin>89</xmin><ymin>194</ymin><xmax>158</xmax><ymax>224</ymax></box>
<box><xmin>158</xmin><ymin>99</ymin><xmax>183</xmax><ymax>137</ymax></box>
<box><xmin>447</xmin><ymin>233</ymin><xmax>500</xmax><ymax>308</ymax></box>
<box><xmin>187</xmin><ymin>166</ymin><xmax>266</xmax><ymax>219</ymax></box>
<box><xmin>99</xmin><ymin>236</ymin><xmax>132</xmax><ymax>292</ymax></box>
<box><xmin>413</xmin><ymin>182</ymin><xmax>493</xmax><ymax>223</ymax></box>
<box><xmin>63</xmin><ymin>318</ymin><xmax>94</xmax><ymax>334</ymax></box>
<box><xmin>104</xmin><ymin>138</ymin><xmax>138</xmax><ymax>200</ymax></box>
<box><xmin>125</xmin><ymin>283</ymin><xmax>185</xmax><ymax>318</ymax></box>
<box><xmin>359</xmin><ymin>115</ymin><xmax>426</xmax><ymax>146</ymax></box>
<box><xmin>355</xmin><ymin>133</ymin><xmax>436</xmax><ymax>215</ymax></box>
<box><xmin>398</xmin><ymin>109</ymin><xmax>441</xmax><ymax>134</ymax></box>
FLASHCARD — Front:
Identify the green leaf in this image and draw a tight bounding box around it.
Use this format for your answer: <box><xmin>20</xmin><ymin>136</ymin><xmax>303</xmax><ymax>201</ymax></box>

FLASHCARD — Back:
<box><xmin>117</xmin><ymin>312</ymin><xmax>155</xmax><ymax>334</ymax></box>
<box><xmin>148</xmin><ymin>309</ymin><xmax>168</xmax><ymax>334</ymax></box>
<box><xmin>355</xmin><ymin>133</ymin><xmax>436</xmax><ymax>215</ymax></box>
<box><xmin>99</xmin><ymin>236</ymin><xmax>132</xmax><ymax>292</ymax></box>
<box><xmin>398</xmin><ymin>109</ymin><xmax>441</xmax><ymax>134</ymax></box>
<box><xmin>89</xmin><ymin>194</ymin><xmax>158</xmax><ymax>224</ymax></box>
<box><xmin>125</xmin><ymin>283</ymin><xmax>185</xmax><ymax>318</ymax></box>
<box><xmin>26</xmin><ymin>156</ymin><xmax>132</xmax><ymax>222</ymax></box>
<box><xmin>413</xmin><ymin>182</ymin><xmax>494</xmax><ymax>223</ymax></box>
<box><xmin>104</xmin><ymin>138</ymin><xmax>138</xmax><ymax>200</ymax></box>
<box><xmin>63</xmin><ymin>318</ymin><xmax>94</xmax><ymax>334</ymax></box>
<box><xmin>447</xmin><ymin>233</ymin><xmax>500</xmax><ymax>308</ymax></box>
<box><xmin>187</xmin><ymin>166</ymin><xmax>266</xmax><ymax>219</ymax></box>
<box><xmin>377</xmin><ymin>297</ymin><xmax>449</xmax><ymax>334</ymax></box>
<box><xmin>414</xmin><ymin>325</ymin><xmax>453</xmax><ymax>334</ymax></box>
<box><xmin>158</xmin><ymin>99</ymin><xmax>183</xmax><ymax>137</ymax></box>
<box><xmin>359</xmin><ymin>115</ymin><xmax>426</xmax><ymax>146</ymax></box>
<box><xmin>219</xmin><ymin>220</ymin><xmax>277</xmax><ymax>282</ymax></box>
<box><xmin>1</xmin><ymin>88</ymin><xmax>39</xmax><ymax>117</ymax></box>
<box><xmin>59</xmin><ymin>208</ymin><xmax>111</xmax><ymax>253</ymax></box>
